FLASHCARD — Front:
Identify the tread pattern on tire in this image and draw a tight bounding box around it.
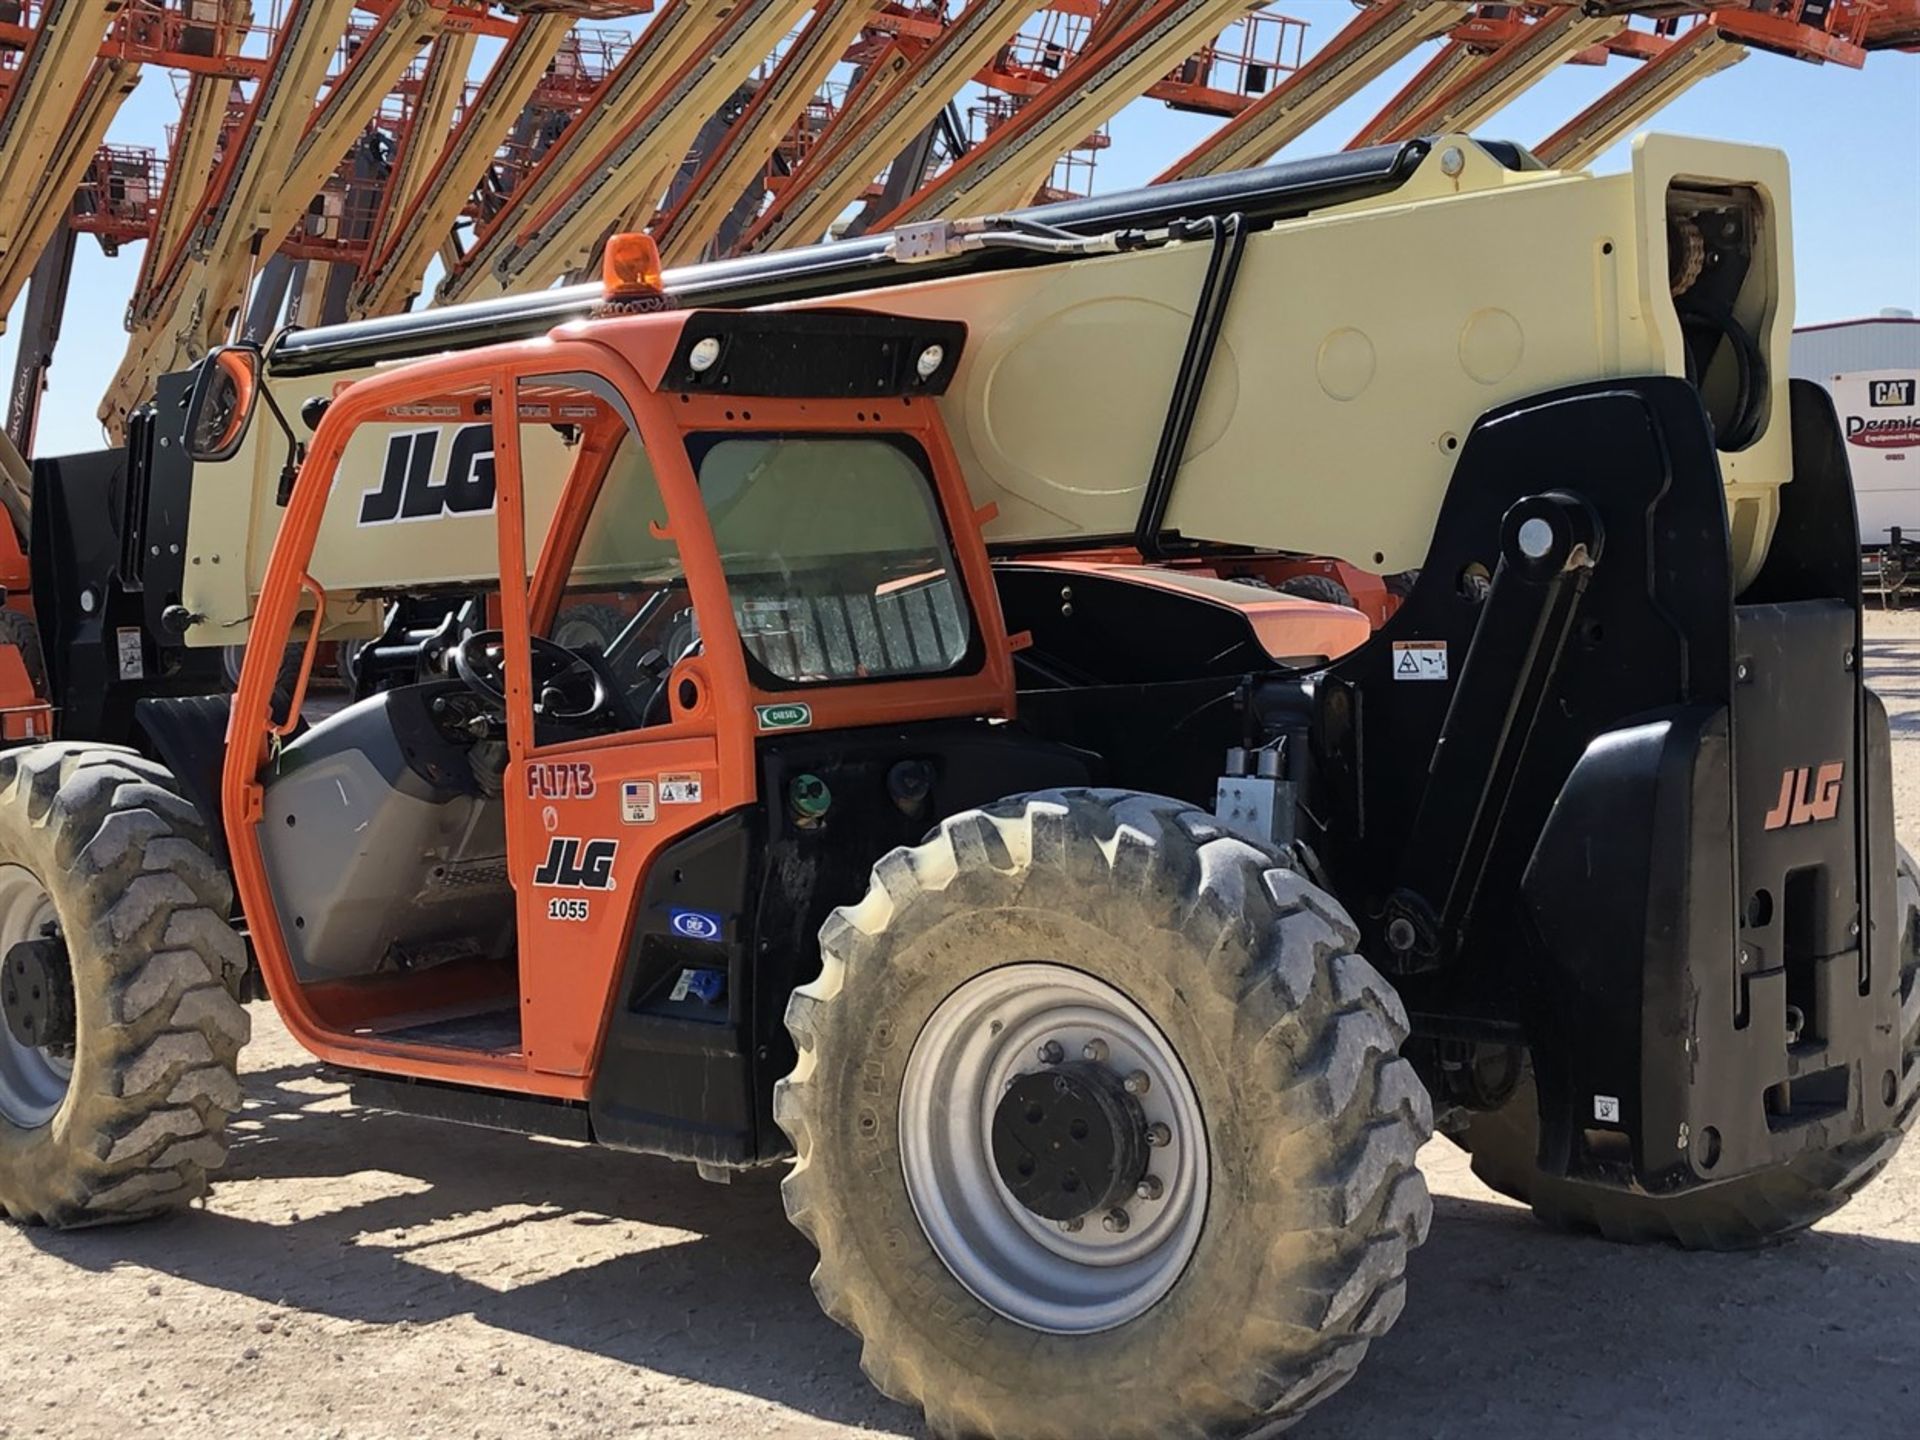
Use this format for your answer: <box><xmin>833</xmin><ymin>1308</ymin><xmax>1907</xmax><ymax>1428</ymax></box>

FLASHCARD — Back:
<box><xmin>0</xmin><ymin>608</ymin><xmax>44</xmax><ymax>690</ymax></box>
<box><xmin>0</xmin><ymin>743</ymin><xmax>249</xmax><ymax>1228</ymax></box>
<box><xmin>1276</xmin><ymin>573</ymin><xmax>1356</xmax><ymax>608</ymax></box>
<box><xmin>1462</xmin><ymin>844</ymin><xmax>1920</xmax><ymax>1249</ymax></box>
<box><xmin>550</xmin><ymin>602</ymin><xmax>630</xmax><ymax>651</ymax></box>
<box><xmin>776</xmin><ymin>788</ymin><xmax>1432</xmax><ymax>1440</ymax></box>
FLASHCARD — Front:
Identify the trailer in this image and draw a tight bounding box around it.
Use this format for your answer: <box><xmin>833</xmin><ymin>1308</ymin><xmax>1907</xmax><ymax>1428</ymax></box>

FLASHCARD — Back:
<box><xmin>1792</xmin><ymin>316</ymin><xmax>1920</xmax><ymax>602</ymax></box>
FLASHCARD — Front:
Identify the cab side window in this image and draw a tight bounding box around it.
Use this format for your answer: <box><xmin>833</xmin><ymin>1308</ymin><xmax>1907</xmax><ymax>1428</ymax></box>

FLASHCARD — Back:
<box><xmin>517</xmin><ymin>376</ymin><xmax>693</xmax><ymax>737</ymax></box>
<box><xmin>692</xmin><ymin>434</ymin><xmax>972</xmax><ymax>686</ymax></box>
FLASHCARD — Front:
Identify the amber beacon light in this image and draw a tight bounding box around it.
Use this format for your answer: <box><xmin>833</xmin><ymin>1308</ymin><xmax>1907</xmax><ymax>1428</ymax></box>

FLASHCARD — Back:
<box><xmin>603</xmin><ymin>232</ymin><xmax>665</xmax><ymax>299</ymax></box>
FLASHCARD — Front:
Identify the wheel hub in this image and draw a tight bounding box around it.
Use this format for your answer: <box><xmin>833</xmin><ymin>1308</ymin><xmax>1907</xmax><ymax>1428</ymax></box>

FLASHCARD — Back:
<box><xmin>2</xmin><ymin>932</ymin><xmax>73</xmax><ymax>1058</ymax></box>
<box><xmin>991</xmin><ymin>1062</ymin><xmax>1148</xmax><ymax>1222</ymax></box>
<box><xmin>0</xmin><ymin>864</ymin><xmax>71</xmax><ymax>1129</ymax></box>
<box><xmin>899</xmin><ymin>963</ymin><xmax>1210</xmax><ymax>1334</ymax></box>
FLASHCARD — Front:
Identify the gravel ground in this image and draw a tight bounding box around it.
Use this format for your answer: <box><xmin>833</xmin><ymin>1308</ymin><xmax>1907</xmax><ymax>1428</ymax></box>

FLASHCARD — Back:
<box><xmin>4</xmin><ymin>615</ymin><xmax>1920</xmax><ymax>1440</ymax></box>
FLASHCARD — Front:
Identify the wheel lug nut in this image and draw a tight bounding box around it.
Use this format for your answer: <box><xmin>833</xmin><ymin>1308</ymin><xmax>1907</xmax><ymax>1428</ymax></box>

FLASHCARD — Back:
<box><xmin>1059</xmin><ymin>1216</ymin><xmax>1083</xmax><ymax>1233</ymax></box>
<box><xmin>1038</xmin><ymin>1040</ymin><xmax>1064</xmax><ymax>1065</ymax></box>
<box><xmin>1136</xmin><ymin>1174</ymin><xmax>1163</xmax><ymax>1201</ymax></box>
<box><xmin>1102</xmin><ymin>1208</ymin><xmax>1130</xmax><ymax>1234</ymax></box>
<box><xmin>1146</xmin><ymin>1122</ymin><xmax>1171</xmax><ymax>1147</ymax></box>
<box><xmin>1082</xmin><ymin>1038</ymin><xmax>1108</xmax><ymax>1063</ymax></box>
<box><xmin>1123</xmin><ymin>1070</ymin><xmax>1150</xmax><ymax>1095</ymax></box>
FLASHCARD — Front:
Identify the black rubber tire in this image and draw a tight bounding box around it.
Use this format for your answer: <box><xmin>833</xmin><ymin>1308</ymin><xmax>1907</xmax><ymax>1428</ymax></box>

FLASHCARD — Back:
<box><xmin>776</xmin><ymin>789</ymin><xmax>1432</xmax><ymax>1439</ymax></box>
<box><xmin>1460</xmin><ymin>845</ymin><xmax>1920</xmax><ymax>1249</ymax></box>
<box><xmin>0</xmin><ymin>744</ymin><xmax>250</xmax><ymax>1228</ymax></box>
<box><xmin>336</xmin><ymin>637</ymin><xmax>368</xmax><ymax>694</ymax></box>
<box><xmin>0</xmin><ymin>608</ymin><xmax>44</xmax><ymax>690</ymax></box>
<box><xmin>221</xmin><ymin>643</ymin><xmax>303</xmax><ymax>692</ymax></box>
<box><xmin>1278</xmin><ymin>573</ymin><xmax>1356</xmax><ymax>608</ymax></box>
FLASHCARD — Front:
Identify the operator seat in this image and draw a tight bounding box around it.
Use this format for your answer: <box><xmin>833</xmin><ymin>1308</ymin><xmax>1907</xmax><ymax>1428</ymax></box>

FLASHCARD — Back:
<box><xmin>257</xmin><ymin>682</ymin><xmax>514</xmax><ymax>985</ymax></box>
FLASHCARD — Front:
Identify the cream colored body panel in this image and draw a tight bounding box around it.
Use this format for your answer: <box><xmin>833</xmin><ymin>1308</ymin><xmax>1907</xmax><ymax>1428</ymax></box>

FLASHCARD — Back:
<box><xmin>180</xmin><ymin>408</ymin><xmax>585</xmax><ymax>644</ymax></box>
<box><xmin>177</xmin><ymin>135</ymin><xmax>1794</xmax><ymax>646</ymax></box>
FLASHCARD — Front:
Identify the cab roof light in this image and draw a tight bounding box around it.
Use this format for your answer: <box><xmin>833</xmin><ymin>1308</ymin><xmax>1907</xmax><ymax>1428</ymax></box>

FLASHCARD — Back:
<box><xmin>603</xmin><ymin>232</ymin><xmax>665</xmax><ymax>299</ymax></box>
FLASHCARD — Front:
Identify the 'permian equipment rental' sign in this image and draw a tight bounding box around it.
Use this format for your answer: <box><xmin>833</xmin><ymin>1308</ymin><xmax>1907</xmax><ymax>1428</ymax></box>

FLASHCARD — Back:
<box><xmin>1833</xmin><ymin>369</ymin><xmax>1920</xmax><ymax>544</ymax></box>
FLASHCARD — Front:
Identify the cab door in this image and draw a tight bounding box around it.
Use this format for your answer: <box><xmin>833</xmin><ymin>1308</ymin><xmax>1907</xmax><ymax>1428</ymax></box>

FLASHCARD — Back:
<box><xmin>493</xmin><ymin>365</ymin><xmax>743</xmax><ymax>1077</ymax></box>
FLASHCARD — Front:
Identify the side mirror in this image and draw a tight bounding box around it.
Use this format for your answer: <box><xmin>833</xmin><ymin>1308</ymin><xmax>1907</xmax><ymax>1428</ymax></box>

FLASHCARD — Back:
<box><xmin>182</xmin><ymin>346</ymin><xmax>262</xmax><ymax>463</ymax></box>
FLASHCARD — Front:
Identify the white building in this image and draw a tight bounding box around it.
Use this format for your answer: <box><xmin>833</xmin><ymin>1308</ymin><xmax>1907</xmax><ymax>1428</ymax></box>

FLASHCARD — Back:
<box><xmin>1792</xmin><ymin>310</ymin><xmax>1920</xmax><ymax>382</ymax></box>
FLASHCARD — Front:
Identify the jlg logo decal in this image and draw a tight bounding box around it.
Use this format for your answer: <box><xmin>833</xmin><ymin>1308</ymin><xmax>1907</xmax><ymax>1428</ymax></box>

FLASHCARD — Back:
<box><xmin>358</xmin><ymin>424</ymin><xmax>495</xmax><ymax>525</ymax></box>
<box><xmin>533</xmin><ymin>837</ymin><xmax>617</xmax><ymax>889</ymax></box>
<box><xmin>1763</xmin><ymin>762</ymin><xmax>1844</xmax><ymax>831</ymax></box>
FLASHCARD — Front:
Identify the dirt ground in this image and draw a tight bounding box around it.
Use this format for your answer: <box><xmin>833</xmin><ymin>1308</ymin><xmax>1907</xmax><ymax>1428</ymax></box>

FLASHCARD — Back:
<box><xmin>5</xmin><ymin>618</ymin><xmax>1920</xmax><ymax>1440</ymax></box>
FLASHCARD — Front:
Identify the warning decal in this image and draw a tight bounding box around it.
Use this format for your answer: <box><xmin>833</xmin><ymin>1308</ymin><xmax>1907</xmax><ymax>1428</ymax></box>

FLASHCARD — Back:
<box><xmin>659</xmin><ymin>773</ymin><xmax>703</xmax><ymax>805</ymax></box>
<box><xmin>116</xmin><ymin>627</ymin><xmax>145</xmax><ymax>681</ymax></box>
<box><xmin>1391</xmin><ymin>640</ymin><xmax>1448</xmax><ymax>682</ymax></box>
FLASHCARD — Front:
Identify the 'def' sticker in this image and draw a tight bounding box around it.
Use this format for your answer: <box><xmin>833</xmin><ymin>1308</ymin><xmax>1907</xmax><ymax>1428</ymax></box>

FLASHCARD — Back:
<box><xmin>659</xmin><ymin>773</ymin><xmax>702</xmax><ymax>805</ymax></box>
<box><xmin>670</xmin><ymin>909</ymin><xmax>724</xmax><ymax>942</ymax></box>
<box><xmin>1391</xmin><ymin>640</ymin><xmax>1448</xmax><ymax>681</ymax></box>
<box><xmin>622</xmin><ymin>781</ymin><xmax>657</xmax><ymax>824</ymax></box>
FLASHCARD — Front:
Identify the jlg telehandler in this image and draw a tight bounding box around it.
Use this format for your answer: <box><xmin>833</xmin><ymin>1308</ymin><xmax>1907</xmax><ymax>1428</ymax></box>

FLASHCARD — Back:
<box><xmin>1</xmin><ymin>136</ymin><xmax>1915</xmax><ymax>1439</ymax></box>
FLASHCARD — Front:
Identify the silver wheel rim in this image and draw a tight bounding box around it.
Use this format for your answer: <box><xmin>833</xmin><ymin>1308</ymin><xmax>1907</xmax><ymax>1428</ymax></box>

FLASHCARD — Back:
<box><xmin>0</xmin><ymin>863</ymin><xmax>69</xmax><ymax>1128</ymax></box>
<box><xmin>337</xmin><ymin>637</ymin><xmax>367</xmax><ymax>688</ymax></box>
<box><xmin>899</xmin><ymin>962</ymin><xmax>1209</xmax><ymax>1334</ymax></box>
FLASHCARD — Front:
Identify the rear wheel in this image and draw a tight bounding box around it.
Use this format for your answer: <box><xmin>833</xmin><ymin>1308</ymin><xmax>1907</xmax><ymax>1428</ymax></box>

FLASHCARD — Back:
<box><xmin>221</xmin><ymin>642</ymin><xmax>303</xmax><ymax>692</ymax></box>
<box><xmin>776</xmin><ymin>789</ymin><xmax>1431</xmax><ymax>1439</ymax></box>
<box><xmin>0</xmin><ymin>608</ymin><xmax>44</xmax><ymax>690</ymax></box>
<box><xmin>1277</xmin><ymin>573</ymin><xmax>1355</xmax><ymax>608</ymax></box>
<box><xmin>336</xmin><ymin>637</ymin><xmax>369</xmax><ymax>694</ymax></box>
<box><xmin>0</xmin><ymin>744</ymin><xmax>249</xmax><ymax>1227</ymax></box>
<box><xmin>551</xmin><ymin>602</ymin><xmax>629</xmax><ymax>655</ymax></box>
<box><xmin>1459</xmin><ymin>846</ymin><xmax>1920</xmax><ymax>1248</ymax></box>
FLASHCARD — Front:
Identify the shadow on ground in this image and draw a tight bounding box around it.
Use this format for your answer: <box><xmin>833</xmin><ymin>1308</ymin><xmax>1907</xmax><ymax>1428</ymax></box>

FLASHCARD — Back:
<box><xmin>1312</xmin><ymin>1185</ymin><xmax>1920</xmax><ymax>1437</ymax></box>
<box><xmin>29</xmin><ymin>1056</ymin><xmax>1920</xmax><ymax>1438</ymax></box>
<box><xmin>36</xmin><ymin>1062</ymin><xmax>908</xmax><ymax>1432</ymax></box>
<box><xmin>1870</xmin><ymin>635</ymin><xmax>1920</xmax><ymax>737</ymax></box>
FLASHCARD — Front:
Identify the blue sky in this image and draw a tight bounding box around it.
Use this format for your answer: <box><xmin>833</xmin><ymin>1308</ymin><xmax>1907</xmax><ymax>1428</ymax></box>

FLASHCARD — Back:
<box><xmin>7</xmin><ymin>4</ymin><xmax>1917</xmax><ymax>458</ymax></box>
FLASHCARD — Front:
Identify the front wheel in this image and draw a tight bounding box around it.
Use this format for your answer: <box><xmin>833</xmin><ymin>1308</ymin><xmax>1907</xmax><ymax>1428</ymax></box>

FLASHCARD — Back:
<box><xmin>776</xmin><ymin>790</ymin><xmax>1432</xmax><ymax>1439</ymax></box>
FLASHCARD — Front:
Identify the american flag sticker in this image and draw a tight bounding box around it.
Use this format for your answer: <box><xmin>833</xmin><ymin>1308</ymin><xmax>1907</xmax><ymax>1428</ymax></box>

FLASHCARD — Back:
<box><xmin>622</xmin><ymin>781</ymin><xmax>657</xmax><ymax>825</ymax></box>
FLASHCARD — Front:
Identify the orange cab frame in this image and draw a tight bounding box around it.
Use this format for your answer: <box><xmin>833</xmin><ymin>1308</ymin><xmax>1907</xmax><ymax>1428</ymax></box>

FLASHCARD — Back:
<box><xmin>222</xmin><ymin>308</ymin><xmax>1014</xmax><ymax>1107</ymax></box>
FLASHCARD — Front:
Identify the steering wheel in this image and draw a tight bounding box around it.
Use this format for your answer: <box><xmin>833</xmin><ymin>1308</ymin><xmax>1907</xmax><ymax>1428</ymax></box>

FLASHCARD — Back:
<box><xmin>450</xmin><ymin>629</ymin><xmax>609</xmax><ymax>723</ymax></box>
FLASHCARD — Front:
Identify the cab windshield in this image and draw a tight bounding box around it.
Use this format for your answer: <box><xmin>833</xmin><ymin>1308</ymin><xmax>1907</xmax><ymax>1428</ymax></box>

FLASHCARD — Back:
<box><xmin>688</xmin><ymin>434</ymin><xmax>974</xmax><ymax>687</ymax></box>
